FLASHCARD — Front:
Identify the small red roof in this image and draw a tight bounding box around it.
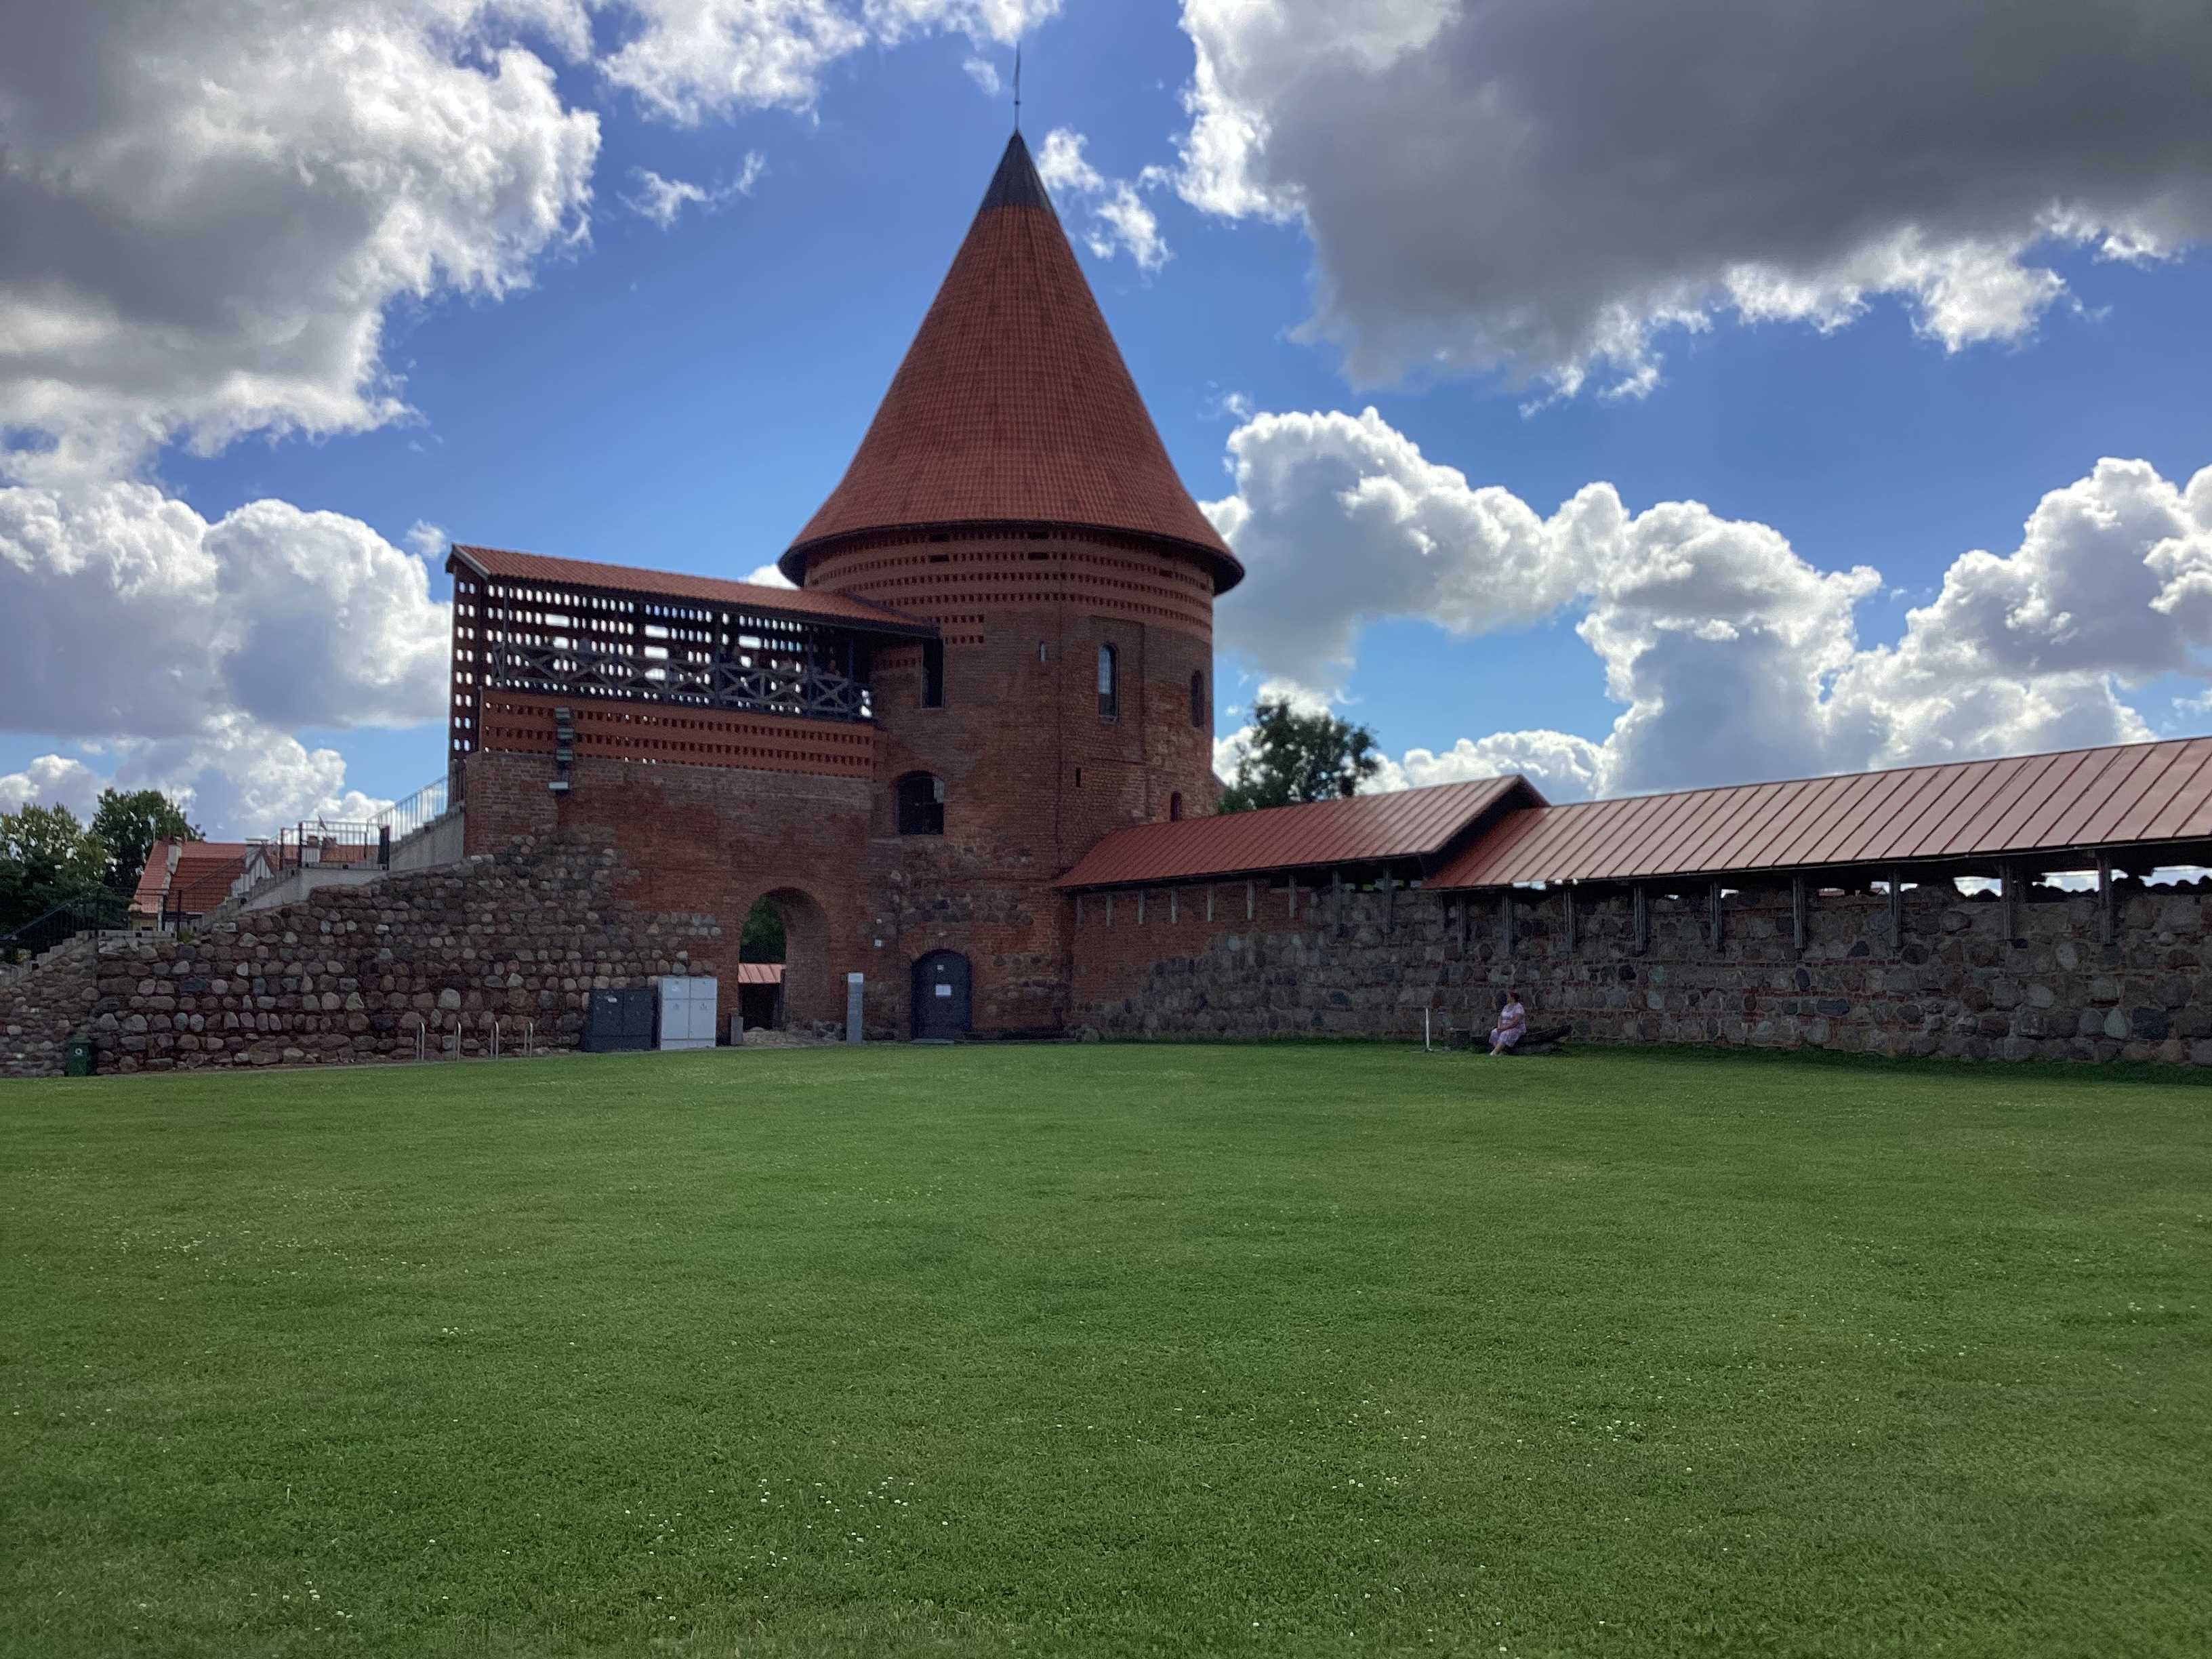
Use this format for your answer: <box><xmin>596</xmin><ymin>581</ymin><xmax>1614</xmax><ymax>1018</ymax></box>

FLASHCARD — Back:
<box><xmin>449</xmin><ymin>546</ymin><xmax>937</xmax><ymax>638</ymax></box>
<box><xmin>1057</xmin><ymin>777</ymin><xmax>1537</xmax><ymax>888</ymax></box>
<box><xmin>783</xmin><ymin>134</ymin><xmax>1242</xmax><ymax>593</ymax></box>
<box><xmin>130</xmin><ymin>840</ymin><xmax>252</xmax><ymax>916</ymax></box>
<box><xmin>734</xmin><ymin>963</ymin><xmax>785</xmax><ymax>985</ymax></box>
<box><xmin>1432</xmin><ymin>735</ymin><xmax>2212</xmax><ymax>888</ymax></box>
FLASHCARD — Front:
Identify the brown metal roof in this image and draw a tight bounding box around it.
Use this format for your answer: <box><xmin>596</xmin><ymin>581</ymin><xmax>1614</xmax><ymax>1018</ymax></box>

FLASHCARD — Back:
<box><xmin>1056</xmin><ymin>777</ymin><xmax>1538</xmax><ymax>888</ymax></box>
<box><xmin>781</xmin><ymin>134</ymin><xmax>1243</xmax><ymax>594</ymax></box>
<box><xmin>1432</xmin><ymin>736</ymin><xmax>2212</xmax><ymax>889</ymax></box>
<box><xmin>449</xmin><ymin>546</ymin><xmax>937</xmax><ymax>637</ymax></box>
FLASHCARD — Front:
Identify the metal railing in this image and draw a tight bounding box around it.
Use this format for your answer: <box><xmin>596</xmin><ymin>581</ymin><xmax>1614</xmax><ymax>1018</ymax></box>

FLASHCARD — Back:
<box><xmin>1</xmin><ymin>890</ymin><xmax>134</xmax><ymax>963</ymax></box>
<box><xmin>375</xmin><ymin>775</ymin><xmax>452</xmax><ymax>841</ymax></box>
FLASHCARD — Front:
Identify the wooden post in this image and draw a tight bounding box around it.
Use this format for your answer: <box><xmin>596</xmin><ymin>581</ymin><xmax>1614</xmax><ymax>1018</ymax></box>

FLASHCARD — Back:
<box><xmin>2001</xmin><ymin>863</ymin><xmax>2018</xmax><ymax>942</ymax></box>
<box><xmin>1170</xmin><ymin>888</ymin><xmax>1179</xmax><ymax>924</ymax></box>
<box><xmin>1206</xmin><ymin>884</ymin><xmax>1215</xmax><ymax>924</ymax></box>
<box><xmin>2097</xmin><ymin>853</ymin><xmax>2114</xmax><ymax>946</ymax></box>
<box><xmin>1333</xmin><ymin>869</ymin><xmax>1345</xmax><ymax>933</ymax></box>
<box><xmin>1888</xmin><ymin>867</ymin><xmax>1904</xmax><ymax>954</ymax></box>
<box><xmin>1076</xmin><ymin>893</ymin><xmax>1084</xmax><ymax>928</ymax></box>
<box><xmin>1563</xmin><ymin>886</ymin><xmax>1577</xmax><ymax>956</ymax></box>
<box><xmin>1458</xmin><ymin>891</ymin><xmax>1471</xmax><ymax>949</ymax></box>
<box><xmin>1790</xmin><ymin>874</ymin><xmax>1807</xmax><ymax>956</ymax></box>
<box><xmin>1708</xmin><ymin>881</ymin><xmax>1725</xmax><ymax>950</ymax></box>
<box><xmin>1105</xmin><ymin>893</ymin><xmax>1114</xmax><ymax>928</ymax></box>
<box><xmin>1246</xmin><ymin>879</ymin><xmax>1255</xmax><ymax>921</ymax></box>
<box><xmin>1138</xmin><ymin>888</ymin><xmax>1147</xmax><ymax>925</ymax></box>
<box><xmin>1502</xmin><ymin>889</ymin><xmax>1516</xmax><ymax>957</ymax></box>
<box><xmin>1382</xmin><ymin>868</ymin><xmax>1396</xmax><ymax>931</ymax></box>
<box><xmin>1288</xmin><ymin>878</ymin><xmax>1297</xmax><ymax>920</ymax></box>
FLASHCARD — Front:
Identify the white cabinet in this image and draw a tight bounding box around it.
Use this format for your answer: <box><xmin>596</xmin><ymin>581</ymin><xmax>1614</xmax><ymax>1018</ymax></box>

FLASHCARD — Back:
<box><xmin>656</xmin><ymin>975</ymin><xmax>719</xmax><ymax>1051</ymax></box>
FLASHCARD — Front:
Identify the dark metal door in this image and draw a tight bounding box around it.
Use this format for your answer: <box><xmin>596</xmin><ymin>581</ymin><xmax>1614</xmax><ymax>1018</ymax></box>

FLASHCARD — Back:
<box><xmin>911</xmin><ymin>950</ymin><xmax>972</xmax><ymax>1040</ymax></box>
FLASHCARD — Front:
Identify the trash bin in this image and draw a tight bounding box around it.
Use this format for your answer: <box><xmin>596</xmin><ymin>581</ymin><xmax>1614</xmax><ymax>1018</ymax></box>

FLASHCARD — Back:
<box><xmin>64</xmin><ymin>1038</ymin><xmax>94</xmax><ymax>1078</ymax></box>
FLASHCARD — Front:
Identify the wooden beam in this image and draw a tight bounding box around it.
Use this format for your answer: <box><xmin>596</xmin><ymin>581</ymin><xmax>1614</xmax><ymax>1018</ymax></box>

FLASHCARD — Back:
<box><xmin>1382</xmin><ymin>868</ymin><xmax>1397</xmax><ymax>931</ymax></box>
<box><xmin>1170</xmin><ymin>888</ymin><xmax>1179</xmax><ymax>924</ymax></box>
<box><xmin>1708</xmin><ymin>881</ymin><xmax>1725</xmax><ymax>950</ymax></box>
<box><xmin>1333</xmin><ymin>869</ymin><xmax>1345</xmax><ymax>934</ymax></box>
<box><xmin>1564</xmin><ymin>886</ymin><xmax>1577</xmax><ymax>956</ymax></box>
<box><xmin>1246</xmin><ymin>879</ymin><xmax>1254</xmax><ymax>921</ymax></box>
<box><xmin>1206</xmin><ymin>884</ymin><xmax>1215</xmax><ymax>924</ymax></box>
<box><xmin>1633</xmin><ymin>884</ymin><xmax>1650</xmax><ymax>955</ymax></box>
<box><xmin>1137</xmin><ymin>888</ymin><xmax>1146</xmax><ymax>925</ymax></box>
<box><xmin>1889</xmin><ymin>867</ymin><xmax>1904</xmax><ymax>954</ymax></box>
<box><xmin>1790</xmin><ymin>874</ymin><xmax>1807</xmax><ymax>956</ymax></box>
<box><xmin>2098</xmin><ymin>853</ymin><xmax>2114</xmax><ymax>946</ymax></box>
<box><xmin>1502</xmin><ymin>890</ymin><xmax>1516</xmax><ymax>958</ymax></box>
<box><xmin>2001</xmin><ymin>862</ymin><xmax>2018</xmax><ymax>942</ymax></box>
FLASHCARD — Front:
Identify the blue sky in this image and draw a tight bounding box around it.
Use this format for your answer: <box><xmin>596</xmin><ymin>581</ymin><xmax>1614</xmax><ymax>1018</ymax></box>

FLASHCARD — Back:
<box><xmin>5</xmin><ymin>0</ymin><xmax>2212</xmax><ymax>832</ymax></box>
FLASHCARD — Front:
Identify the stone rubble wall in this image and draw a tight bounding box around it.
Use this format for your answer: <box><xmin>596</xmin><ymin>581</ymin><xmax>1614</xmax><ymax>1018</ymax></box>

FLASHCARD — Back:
<box><xmin>1069</xmin><ymin>878</ymin><xmax>2212</xmax><ymax>1065</ymax></box>
<box><xmin>0</xmin><ymin>830</ymin><xmax>718</xmax><ymax>1079</ymax></box>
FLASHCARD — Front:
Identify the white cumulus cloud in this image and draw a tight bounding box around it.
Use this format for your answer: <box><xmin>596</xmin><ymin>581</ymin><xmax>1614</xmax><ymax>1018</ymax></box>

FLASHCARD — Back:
<box><xmin>1172</xmin><ymin>0</ymin><xmax>2212</xmax><ymax>394</ymax></box>
<box><xmin>1205</xmin><ymin>407</ymin><xmax>2212</xmax><ymax>800</ymax></box>
<box><xmin>1037</xmin><ymin>127</ymin><xmax>1170</xmax><ymax>272</ymax></box>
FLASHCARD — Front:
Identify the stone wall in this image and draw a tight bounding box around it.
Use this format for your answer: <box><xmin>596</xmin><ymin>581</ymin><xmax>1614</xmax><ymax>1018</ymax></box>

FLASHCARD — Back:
<box><xmin>0</xmin><ymin>830</ymin><xmax>718</xmax><ymax>1078</ymax></box>
<box><xmin>1069</xmin><ymin>876</ymin><xmax>2212</xmax><ymax>1065</ymax></box>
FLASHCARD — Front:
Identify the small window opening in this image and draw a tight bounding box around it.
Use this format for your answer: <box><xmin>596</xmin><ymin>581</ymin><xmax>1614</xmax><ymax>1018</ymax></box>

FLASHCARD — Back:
<box><xmin>1189</xmin><ymin>670</ymin><xmax>1206</xmax><ymax>729</ymax></box>
<box><xmin>1097</xmin><ymin>643</ymin><xmax>1118</xmax><ymax>720</ymax></box>
<box><xmin>921</xmin><ymin>640</ymin><xmax>944</xmax><ymax>708</ymax></box>
<box><xmin>1027</xmin><ymin>550</ymin><xmax>1049</xmax><ymax>562</ymax></box>
<box><xmin>1074</xmin><ymin>766</ymin><xmax>1084</xmax><ymax>788</ymax></box>
<box><xmin>1169</xmin><ymin>792</ymin><xmax>1183</xmax><ymax>821</ymax></box>
<box><xmin>895</xmin><ymin>771</ymin><xmax>945</xmax><ymax>836</ymax></box>
<box><xmin>928</xmin><ymin>554</ymin><xmax>950</xmax><ymax>565</ymax></box>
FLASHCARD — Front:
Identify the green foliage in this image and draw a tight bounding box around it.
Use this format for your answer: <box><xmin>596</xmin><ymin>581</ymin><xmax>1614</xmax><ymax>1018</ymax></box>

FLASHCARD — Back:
<box><xmin>3</xmin><ymin>1046</ymin><xmax>2206</xmax><ymax>1656</ymax></box>
<box><xmin>88</xmin><ymin>787</ymin><xmax>200</xmax><ymax>893</ymax></box>
<box><xmin>1217</xmin><ymin>697</ymin><xmax>1382</xmax><ymax>812</ymax></box>
<box><xmin>741</xmin><ymin>897</ymin><xmax>787</xmax><ymax>962</ymax></box>
<box><xmin>0</xmin><ymin>804</ymin><xmax>110</xmax><ymax>936</ymax></box>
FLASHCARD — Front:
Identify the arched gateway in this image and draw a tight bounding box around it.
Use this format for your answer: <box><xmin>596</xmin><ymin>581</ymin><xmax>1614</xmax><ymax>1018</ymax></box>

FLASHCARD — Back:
<box><xmin>445</xmin><ymin>131</ymin><xmax>1233</xmax><ymax>1039</ymax></box>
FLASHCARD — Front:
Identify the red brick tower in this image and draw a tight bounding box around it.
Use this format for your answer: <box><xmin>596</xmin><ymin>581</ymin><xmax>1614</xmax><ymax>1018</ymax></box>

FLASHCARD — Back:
<box><xmin>784</xmin><ymin>133</ymin><xmax>1243</xmax><ymax>1036</ymax></box>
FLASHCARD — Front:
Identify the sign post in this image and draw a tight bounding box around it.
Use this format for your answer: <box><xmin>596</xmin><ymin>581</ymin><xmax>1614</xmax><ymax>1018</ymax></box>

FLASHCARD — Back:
<box><xmin>845</xmin><ymin>972</ymin><xmax>865</xmax><ymax>1044</ymax></box>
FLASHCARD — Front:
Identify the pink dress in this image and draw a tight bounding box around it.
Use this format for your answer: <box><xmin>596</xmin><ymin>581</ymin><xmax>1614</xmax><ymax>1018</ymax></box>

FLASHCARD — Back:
<box><xmin>1491</xmin><ymin>1002</ymin><xmax>1525</xmax><ymax>1048</ymax></box>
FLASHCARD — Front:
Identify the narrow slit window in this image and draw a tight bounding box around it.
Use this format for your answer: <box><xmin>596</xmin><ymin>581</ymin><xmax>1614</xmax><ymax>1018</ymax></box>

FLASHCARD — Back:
<box><xmin>1190</xmin><ymin>670</ymin><xmax>1206</xmax><ymax>729</ymax></box>
<box><xmin>921</xmin><ymin>640</ymin><xmax>944</xmax><ymax>709</ymax></box>
<box><xmin>1097</xmin><ymin>643</ymin><xmax>1118</xmax><ymax>720</ymax></box>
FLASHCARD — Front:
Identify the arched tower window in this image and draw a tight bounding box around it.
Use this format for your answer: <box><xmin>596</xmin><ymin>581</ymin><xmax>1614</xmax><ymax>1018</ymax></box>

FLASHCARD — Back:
<box><xmin>1097</xmin><ymin>644</ymin><xmax>1118</xmax><ymax>720</ymax></box>
<box><xmin>1189</xmin><ymin>670</ymin><xmax>1206</xmax><ymax>729</ymax></box>
<box><xmin>1169</xmin><ymin>792</ymin><xmax>1183</xmax><ymax>821</ymax></box>
<box><xmin>895</xmin><ymin>771</ymin><xmax>945</xmax><ymax>836</ymax></box>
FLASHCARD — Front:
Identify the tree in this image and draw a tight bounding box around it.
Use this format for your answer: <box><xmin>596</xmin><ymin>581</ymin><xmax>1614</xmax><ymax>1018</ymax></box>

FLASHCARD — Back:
<box><xmin>1217</xmin><ymin>699</ymin><xmax>1383</xmax><ymax>813</ymax></box>
<box><xmin>0</xmin><ymin>804</ymin><xmax>112</xmax><ymax>936</ymax></box>
<box><xmin>89</xmin><ymin>788</ymin><xmax>201</xmax><ymax>894</ymax></box>
<box><xmin>741</xmin><ymin>897</ymin><xmax>787</xmax><ymax>962</ymax></box>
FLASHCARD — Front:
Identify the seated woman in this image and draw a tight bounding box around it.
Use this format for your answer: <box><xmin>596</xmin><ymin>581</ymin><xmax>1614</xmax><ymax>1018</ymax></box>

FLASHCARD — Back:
<box><xmin>1489</xmin><ymin>989</ymin><xmax>1528</xmax><ymax>1055</ymax></box>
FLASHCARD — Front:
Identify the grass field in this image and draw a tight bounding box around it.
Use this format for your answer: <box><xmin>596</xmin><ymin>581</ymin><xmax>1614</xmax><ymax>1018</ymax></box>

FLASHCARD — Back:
<box><xmin>3</xmin><ymin>1045</ymin><xmax>2208</xmax><ymax>1658</ymax></box>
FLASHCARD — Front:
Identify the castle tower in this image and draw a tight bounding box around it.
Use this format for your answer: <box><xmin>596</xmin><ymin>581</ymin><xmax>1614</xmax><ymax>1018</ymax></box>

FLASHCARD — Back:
<box><xmin>785</xmin><ymin>133</ymin><xmax>1242</xmax><ymax>1036</ymax></box>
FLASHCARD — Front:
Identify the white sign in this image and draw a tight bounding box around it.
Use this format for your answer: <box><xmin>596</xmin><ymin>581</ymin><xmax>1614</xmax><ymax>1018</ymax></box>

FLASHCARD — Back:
<box><xmin>935</xmin><ymin>983</ymin><xmax>953</xmax><ymax>998</ymax></box>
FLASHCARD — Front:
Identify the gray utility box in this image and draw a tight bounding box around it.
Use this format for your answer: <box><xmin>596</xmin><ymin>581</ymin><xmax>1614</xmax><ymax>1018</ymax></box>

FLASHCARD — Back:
<box><xmin>583</xmin><ymin>989</ymin><xmax>655</xmax><ymax>1052</ymax></box>
<box><xmin>657</xmin><ymin>975</ymin><xmax>719</xmax><ymax>1052</ymax></box>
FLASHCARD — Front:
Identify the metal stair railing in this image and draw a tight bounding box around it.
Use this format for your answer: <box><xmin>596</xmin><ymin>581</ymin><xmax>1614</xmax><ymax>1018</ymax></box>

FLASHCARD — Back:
<box><xmin>0</xmin><ymin>890</ymin><xmax>136</xmax><ymax>964</ymax></box>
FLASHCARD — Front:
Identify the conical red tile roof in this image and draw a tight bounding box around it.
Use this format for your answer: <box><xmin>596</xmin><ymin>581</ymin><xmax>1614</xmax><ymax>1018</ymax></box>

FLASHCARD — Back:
<box><xmin>781</xmin><ymin>134</ymin><xmax>1243</xmax><ymax>592</ymax></box>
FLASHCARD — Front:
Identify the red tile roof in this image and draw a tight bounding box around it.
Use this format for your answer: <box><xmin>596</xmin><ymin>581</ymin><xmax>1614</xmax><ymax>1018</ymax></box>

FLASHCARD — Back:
<box><xmin>1432</xmin><ymin>737</ymin><xmax>2212</xmax><ymax>888</ymax></box>
<box><xmin>1056</xmin><ymin>777</ymin><xmax>1537</xmax><ymax>888</ymax></box>
<box><xmin>449</xmin><ymin>546</ymin><xmax>938</xmax><ymax>637</ymax></box>
<box><xmin>130</xmin><ymin>840</ymin><xmax>253</xmax><ymax>917</ymax></box>
<box><xmin>781</xmin><ymin>134</ymin><xmax>1243</xmax><ymax>594</ymax></box>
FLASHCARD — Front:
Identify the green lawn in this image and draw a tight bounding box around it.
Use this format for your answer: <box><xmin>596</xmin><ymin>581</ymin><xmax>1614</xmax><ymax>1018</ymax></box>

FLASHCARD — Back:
<box><xmin>2</xmin><ymin>1046</ymin><xmax>2207</xmax><ymax>1658</ymax></box>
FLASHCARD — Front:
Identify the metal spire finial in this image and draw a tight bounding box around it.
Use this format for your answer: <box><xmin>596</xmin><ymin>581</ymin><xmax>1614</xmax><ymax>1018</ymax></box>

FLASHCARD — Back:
<box><xmin>1013</xmin><ymin>42</ymin><xmax>1021</xmax><ymax>133</ymax></box>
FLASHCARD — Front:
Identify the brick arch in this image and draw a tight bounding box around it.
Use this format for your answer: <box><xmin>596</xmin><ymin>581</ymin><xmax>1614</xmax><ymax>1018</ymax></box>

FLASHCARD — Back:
<box><xmin>740</xmin><ymin>885</ymin><xmax>835</xmax><ymax>1028</ymax></box>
